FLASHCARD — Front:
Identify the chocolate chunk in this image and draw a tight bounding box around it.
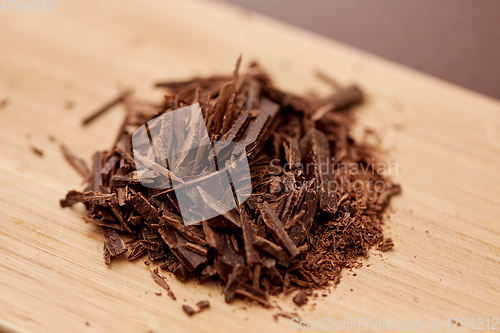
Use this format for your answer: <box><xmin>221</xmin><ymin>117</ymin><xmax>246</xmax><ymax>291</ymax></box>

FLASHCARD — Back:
<box><xmin>196</xmin><ymin>300</ymin><xmax>210</xmax><ymax>310</ymax></box>
<box><xmin>82</xmin><ymin>90</ymin><xmax>130</xmax><ymax>126</ymax></box>
<box><xmin>377</xmin><ymin>238</ymin><xmax>395</xmax><ymax>252</ymax></box>
<box><xmin>101</xmin><ymin>227</ymin><xmax>127</xmax><ymax>257</ymax></box>
<box><xmin>293</xmin><ymin>290</ymin><xmax>308</xmax><ymax>306</ymax></box>
<box><xmin>182</xmin><ymin>305</ymin><xmax>196</xmax><ymax>316</ymax></box>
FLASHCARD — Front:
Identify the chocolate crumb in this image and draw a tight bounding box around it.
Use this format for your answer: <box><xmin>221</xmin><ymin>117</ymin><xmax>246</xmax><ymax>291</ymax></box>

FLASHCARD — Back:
<box><xmin>30</xmin><ymin>146</ymin><xmax>44</xmax><ymax>157</ymax></box>
<box><xmin>377</xmin><ymin>238</ymin><xmax>394</xmax><ymax>252</ymax></box>
<box><xmin>182</xmin><ymin>305</ymin><xmax>196</xmax><ymax>316</ymax></box>
<box><xmin>273</xmin><ymin>312</ymin><xmax>297</xmax><ymax>321</ymax></box>
<box><xmin>82</xmin><ymin>90</ymin><xmax>130</xmax><ymax>126</ymax></box>
<box><xmin>293</xmin><ymin>291</ymin><xmax>308</xmax><ymax>306</ymax></box>
<box><xmin>196</xmin><ymin>300</ymin><xmax>210</xmax><ymax>310</ymax></box>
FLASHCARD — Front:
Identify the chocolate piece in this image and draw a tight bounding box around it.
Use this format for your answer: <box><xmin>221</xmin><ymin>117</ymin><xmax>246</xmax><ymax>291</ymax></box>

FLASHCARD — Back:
<box><xmin>182</xmin><ymin>305</ymin><xmax>196</xmax><ymax>316</ymax></box>
<box><xmin>200</xmin><ymin>265</ymin><xmax>217</xmax><ymax>282</ymax></box>
<box><xmin>196</xmin><ymin>300</ymin><xmax>210</xmax><ymax>310</ymax></box>
<box><xmin>101</xmin><ymin>227</ymin><xmax>127</xmax><ymax>257</ymax></box>
<box><xmin>82</xmin><ymin>90</ymin><xmax>130</xmax><ymax>126</ymax></box>
<box><xmin>159</xmin><ymin>227</ymin><xmax>208</xmax><ymax>271</ymax></box>
<box><xmin>30</xmin><ymin>146</ymin><xmax>44</xmax><ymax>157</ymax></box>
<box><xmin>311</xmin><ymin>85</ymin><xmax>364</xmax><ymax>121</ymax></box>
<box><xmin>239</xmin><ymin>98</ymin><xmax>281</xmax><ymax>160</ymax></box>
<box><xmin>224</xmin><ymin>264</ymin><xmax>251</xmax><ymax>303</ymax></box>
<box><xmin>234</xmin><ymin>282</ymin><xmax>269</xmax><ymax>306</ymax></box>
<box><xmin>130</xmin><ymin>193</ymin><xmax>159</xmax><ymax>227</ymax></box>
<box><xmin>292</xmin><ymin>290</ymin><xmax>308</xmax><ymax>306</ymax></box>
<box><xmin>258</xmin><ymin>202</ymin><xmax>299</xmax><ymax>258</ymax></box>
<box><xmin>83</xmin><ymin>216</ymin><xmax>121</xmax><ymax>230</ymax></box>
<box><xmin>377</xmin><ymin>238</ymin><xmax>395</xmax><ymax>252</ymax></box>
<box><xmin>160</xmin><ymin>210</ymin><xmax>207</xmax><ymax>246</ymax></box>
<box><xmin>151</xmin><ymin>268</ymin><xmax>176</xmax><ymax>300</ymax></box>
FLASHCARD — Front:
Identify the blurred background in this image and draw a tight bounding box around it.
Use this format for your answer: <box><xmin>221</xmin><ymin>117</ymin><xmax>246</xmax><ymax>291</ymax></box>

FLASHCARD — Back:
<box><xmin>219</xmin><ymin>0</ymin><xmax>500</xmax><ymax>101</ymax></box>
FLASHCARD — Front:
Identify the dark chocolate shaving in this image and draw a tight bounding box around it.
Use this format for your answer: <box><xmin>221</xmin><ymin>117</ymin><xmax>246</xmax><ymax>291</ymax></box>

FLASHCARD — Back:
<box><xmin>292</xmin><ymin>290</ymin><xmax>308</xmax><ymax>306</ymax></box>
<box><xmin>182</xmin><ymin>305</ymin><xmax>196</xmax><ymax>316</ymax></box>
<box><xmin>101</xmin><ymin>227</ymin><xmax>127</xmax><ymax>258</ymax></box>
<box><xmin>151</xmin><ymin>268</ymin><xmax>176</xmax><ymax>300</ymax></box>
<box><xmin>258</xmin><ymin>202</ymin><xmax>299</xmax><ymax>258</ymax></box>
<box><xmin>82</xmin><ymin>90</ymin><xmax>130</xmax><ymax>126</ymax></box>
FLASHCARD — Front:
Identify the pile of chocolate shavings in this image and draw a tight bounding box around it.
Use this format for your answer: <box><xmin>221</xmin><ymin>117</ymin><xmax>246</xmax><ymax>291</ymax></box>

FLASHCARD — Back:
<box><xmin>60</xmin><ymin>59</ymin><xmax>400</xmax><ymax>312</ymax></box>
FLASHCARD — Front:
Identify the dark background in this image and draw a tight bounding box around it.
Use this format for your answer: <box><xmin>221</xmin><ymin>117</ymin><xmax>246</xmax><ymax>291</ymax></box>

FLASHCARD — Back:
<box><xmin>219</xmin><ymin>0</ymin><xmax>500</xmax><ymax>100</ymax></box>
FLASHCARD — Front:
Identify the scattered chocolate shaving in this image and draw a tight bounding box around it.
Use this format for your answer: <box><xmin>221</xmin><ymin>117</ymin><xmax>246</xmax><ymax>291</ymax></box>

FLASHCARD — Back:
<box><xmin>60</xmin><ymin>144</ymin><xmax>91</xmax><ymax>179</ymax></box>
<box><xmin>60</xmin><ymin>59</ymin><xmax>401</xmax><ymax>311</ymax></box>
<box><xmin>252</xmin><ymin>236</ymin><xmax>286</xmax><ymax>261</ymax></box>
<box><xmin>258</xmin><ymin>202</ymin><xmax>299</xmax><ymax>258</ymax></box>
<box><xmin>82</xmin><ymin>90</ymin><xmax>130</xmax><ymax>126</ymax></box>
<box><xmin>182</xmin><ymin>305</ymin><xmax>196</xmax><ymax>316</ymax></box>
<box><xmin>101</xmin><ymin>227</ymin><xmax>127</xmax><ymax>258</ymax></box>
<box><xmin>151</xmin><ymin>268</ymin><xmax>176</xmax><ymax>300</ymax></box>
<box><xmin>30</xmin><ymin>146</ymin><xmax>44</xmax><ymax>157</ymax></box>
<box><xmin>377</xmin><ymin>238</ymin><xmax>395</xmax><ymax>252</ymax></box>
<box><xmin>196</xmin><ymin>300</ymin><xmax>210</xmax><ymax>311</ymax></box>
<box><xmin>273</xmin><ymin>312</ymin><xmax>297</xmax><ymax>321</ymax></box>
<box><xmin>173</xmin><ymin>263</ymin><xmax>193</xmax><ymax>282</ymax></box>
<box><xmin>239</xmin><ymin>205</ymin><xmax>262</xmax><ymax>266</ymax></box>
<box><xmin>311</xmin><ymin>85</ymin><xmax>363</xmax><ymax>121</ymax></box>
<box><xmin>292</xmin><ymin>290</ymin><xmax>308</xmax><ymax>306</ymax></box>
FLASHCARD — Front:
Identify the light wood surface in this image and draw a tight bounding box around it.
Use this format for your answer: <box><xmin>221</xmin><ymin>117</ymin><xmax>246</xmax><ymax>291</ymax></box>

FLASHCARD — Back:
<box><xmin>1</xmin><ymin>0</ymin><xmax>499</xmax><ymax>332</ymax></box>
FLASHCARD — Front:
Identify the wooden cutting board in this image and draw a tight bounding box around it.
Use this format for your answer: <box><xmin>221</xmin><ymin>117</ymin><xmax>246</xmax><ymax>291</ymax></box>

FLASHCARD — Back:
<box><xmin>1</xmin><ymin>0</ymin><xmax>499</xmax><ymax>332</ymax></box>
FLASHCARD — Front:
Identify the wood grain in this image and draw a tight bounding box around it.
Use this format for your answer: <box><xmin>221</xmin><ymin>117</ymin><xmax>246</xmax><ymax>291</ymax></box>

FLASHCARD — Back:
<box><xmin>0</xmin><ymin>0</ymin><xmax>499</xmax><ymax>332</ymax></box>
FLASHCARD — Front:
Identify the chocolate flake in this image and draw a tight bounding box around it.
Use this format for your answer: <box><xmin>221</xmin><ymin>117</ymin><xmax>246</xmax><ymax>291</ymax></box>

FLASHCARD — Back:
<box><xmin>151</xmin><ymin>268</ymin><xmax>176</xmax><ymax>300</ymax></box>
<box><xmin>182</xmin><ymin>305</ymin><xmax>196</xmax><ymax>316</ymax></box>
<box><xmin>101</xmin><ymin>227</ymin><xmax>127</xmax><ymax>257</ymax></box>
<box><xmin>292</xmin><ymin>290</ymin><xmax>308</xmax><ymax>306</ymax></box>
<box><xmin>377</xmin><ymin>238</ymin><xmax>394</xmax><ymax>252</ymax></box>
<box><xmin>82</xmin><ymin>90</ymin><xmax>130</xmax><ymax>126</ymax></box>
<box><xmin>196</xmin><ymin>300</ymin><xmax>210</xmax><ymax>310</ymax></box>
